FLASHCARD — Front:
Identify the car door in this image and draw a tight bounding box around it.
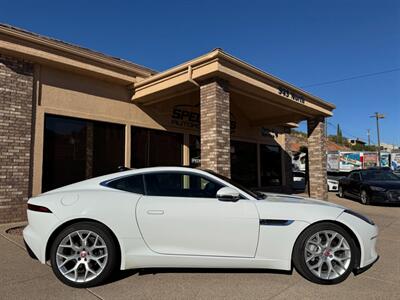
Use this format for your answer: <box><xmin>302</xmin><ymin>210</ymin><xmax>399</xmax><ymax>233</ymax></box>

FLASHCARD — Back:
<box><xmin>136</xmin><ymin>171</ymin><xmax>259</xmax><ymax>258</ymax></box>
<box><xmin>348</xmin><ymin>171</ymin><xmax>362</xmax><ymax>196</ymax></box>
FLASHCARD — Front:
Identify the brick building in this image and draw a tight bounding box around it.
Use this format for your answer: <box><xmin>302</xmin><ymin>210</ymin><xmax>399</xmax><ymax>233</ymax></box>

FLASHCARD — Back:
<box><xmin>0</xmin><ymin>24</ymin><xmax>335</xmax><ymax>223</ymax></box>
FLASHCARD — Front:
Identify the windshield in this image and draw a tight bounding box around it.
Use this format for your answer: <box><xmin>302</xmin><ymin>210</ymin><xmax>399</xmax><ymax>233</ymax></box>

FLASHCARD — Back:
<box><xmin>361</xmin><ymin>170</ymin><xmax>400</xmax><ymax>181</ymax></box>
<box><xmin>205</xmin><ymin>170</ymin><xmax>266</xmax><ymax>200</ymax></box>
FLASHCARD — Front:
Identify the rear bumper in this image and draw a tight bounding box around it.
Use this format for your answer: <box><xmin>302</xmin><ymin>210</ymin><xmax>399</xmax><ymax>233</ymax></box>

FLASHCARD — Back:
<box><xmin>22</xmin><ymin>209</ymin><xmax>60</xmax><ymax>264</ymax></box>
<box><xmin>24</xmin><ymin>239</ymin><xmax>38</xmax><ymax>260</ymax></box>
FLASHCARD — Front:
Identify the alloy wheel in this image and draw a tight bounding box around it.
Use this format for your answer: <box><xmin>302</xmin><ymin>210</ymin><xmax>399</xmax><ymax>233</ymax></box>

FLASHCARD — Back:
<box><xmin>338</xmin><ymin>187</ymin><xmax>343</xmax><ymax>198</ymax></box>
<box><xmin>360</xmin><ymin>191</ymin><xmax>368</xmax><ymax>204</ymax></box>
<box><xmin>304</xmin><ymin>230</ymin><xmax>351</xmax><ymax>280</ymax></box>
<box><xmin>56</xmin><ymin>230</ymin><xmax>108</xmax><ymax>283</ymax></box>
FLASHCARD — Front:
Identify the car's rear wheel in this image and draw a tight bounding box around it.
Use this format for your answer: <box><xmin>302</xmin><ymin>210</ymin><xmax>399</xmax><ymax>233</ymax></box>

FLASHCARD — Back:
<box><xmin>360</xmin><ymin>190</ymin><xmax>370</xmax><ymax>205</ymax></box>
<box><xmin>50</xmin><ymin>221</ymin><xmax>118</xmax><ymax>288</ymax></box>
<box><xmin>293</xmin><ymin>222</ymin><xmax>357</xmax><ymax>284</ymax></box>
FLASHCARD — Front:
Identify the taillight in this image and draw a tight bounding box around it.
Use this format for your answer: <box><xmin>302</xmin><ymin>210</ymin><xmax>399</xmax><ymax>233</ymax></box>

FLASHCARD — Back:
<box><xmin>27</xmin><ymin>203</ymin><xmax>52</xmax><ymax>213</ymax></box>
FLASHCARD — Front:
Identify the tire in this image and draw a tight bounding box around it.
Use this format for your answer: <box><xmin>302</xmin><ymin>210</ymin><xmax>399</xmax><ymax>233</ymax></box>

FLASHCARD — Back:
<box><xmin>338</xmin><ymin>186</ymin><xmax>344</xmax><ymax>198</ymax></box>
<box><xmin>50</xmin><ymin>221</ymin><xmax>118</xmax><ymax>288</ymax></box>
<box><xmin>292</xmin><ymin>222</ymin><xmax>358</xmax><ymax>285</ymax></box>
<box><xmin>360</xmin><ymin>190</ymin><xmax>370</xmax><ymax>205</ymax></box>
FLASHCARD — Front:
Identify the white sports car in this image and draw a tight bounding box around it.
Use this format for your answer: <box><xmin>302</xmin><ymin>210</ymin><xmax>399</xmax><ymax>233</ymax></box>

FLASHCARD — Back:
<box><xmin>23</xmin><ymin>167</ymin><xmax>379</xmax><ymax>287</ymax></box>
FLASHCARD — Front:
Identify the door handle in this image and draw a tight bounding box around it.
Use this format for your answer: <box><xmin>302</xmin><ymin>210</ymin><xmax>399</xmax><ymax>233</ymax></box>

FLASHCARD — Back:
<box><xmin>147</xmin><ymin>210</ymin><xmax>164</xmax><ymax>215</ymax></box>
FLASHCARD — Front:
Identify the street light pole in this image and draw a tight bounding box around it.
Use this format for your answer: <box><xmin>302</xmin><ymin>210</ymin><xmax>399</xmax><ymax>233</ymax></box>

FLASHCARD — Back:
<box><xmin>370</xmin><ymin>112</ymin><xmax>385</xmax><ymax>167</ymax></box>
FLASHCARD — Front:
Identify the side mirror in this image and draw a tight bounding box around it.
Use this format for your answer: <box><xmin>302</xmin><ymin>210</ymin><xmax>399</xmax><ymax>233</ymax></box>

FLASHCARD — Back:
<box><xmin>217</xmin><ymin>187</ymin><xmax>240</xmax><ymax>202</ymax></box>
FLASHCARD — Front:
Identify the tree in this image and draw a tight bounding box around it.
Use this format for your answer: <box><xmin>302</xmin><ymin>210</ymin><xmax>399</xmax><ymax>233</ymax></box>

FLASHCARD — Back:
<box><xmin>336</xmin><ymin>124</ymin><xmax>343</xmax><ymax>145</ymax></box>
<box><xmin>350</xmin><ymin>144</ymin><xmax>378</xmax><ymax>151</ymax></box>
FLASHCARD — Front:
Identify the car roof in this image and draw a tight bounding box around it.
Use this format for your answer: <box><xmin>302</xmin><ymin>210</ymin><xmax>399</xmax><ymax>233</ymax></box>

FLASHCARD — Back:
<box><xmin>102</xmin><ymin>166</ymin><xmax>213</xmax><ymax>181</ymax></box>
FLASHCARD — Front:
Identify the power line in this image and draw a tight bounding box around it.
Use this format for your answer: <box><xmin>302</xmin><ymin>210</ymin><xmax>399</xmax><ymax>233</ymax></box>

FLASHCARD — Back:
<box><xmin>301</xmin><ymin>67</ymin><xmax>400</xmax><ymax>88</ymax></box>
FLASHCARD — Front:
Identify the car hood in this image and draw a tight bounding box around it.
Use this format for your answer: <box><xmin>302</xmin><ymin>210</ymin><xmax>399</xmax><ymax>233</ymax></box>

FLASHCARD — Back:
<box><xmin>254</xmin><ymin>193</ymin><xmax>347</xmax><ymax>223</ymax></box>
<box><xmin>364</xmin><ymin>180</ymin><xmax>400</xmax><ymax>190</ymax></box>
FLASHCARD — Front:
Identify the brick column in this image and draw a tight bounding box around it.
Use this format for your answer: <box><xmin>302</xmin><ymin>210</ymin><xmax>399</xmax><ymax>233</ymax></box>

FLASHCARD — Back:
<box><xmin>0</xmin><ymin>54</ymin><xmax>34</xmax><ymax>223</ymax></box>
<box><xmin>307</xmin><ymin>117</ymin><xmax>328</xmax><ymax>200</ymax></box>
<box><xmin>200</xmin><ymin>80</ymin><xmax>231</xmax><ymax>177</ymax></box>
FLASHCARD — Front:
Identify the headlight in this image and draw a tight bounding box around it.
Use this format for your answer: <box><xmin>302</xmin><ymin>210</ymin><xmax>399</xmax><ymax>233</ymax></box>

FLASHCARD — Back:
<box><xmin>370</xmin><ymin>186</ymin><xmax>386</xmax><ymax>192</ymax></box>
<box><xmin>344</xmin><ymin>209</ymin><xmax>375</xmax><ymax>225</ymax></box>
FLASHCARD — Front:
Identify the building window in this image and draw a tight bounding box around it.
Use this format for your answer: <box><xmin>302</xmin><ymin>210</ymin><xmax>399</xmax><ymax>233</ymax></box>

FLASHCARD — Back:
<box><xmin>42</xmin><ymin>114</ymin><xmax>125</xmax><ymax>192</ymax></box>
<box><xmin>260</xmin><ymin>144</ymin><xmax>282</xmax><ymax>186</ymax></box>
<box><xmin>131</xmin><ymin>127</ymin><xmax>183</xmax><ymax>168</ymax></box>
<box><xmin>231</xmin><ymin>140</ymin><xmax>258</xmax><ymax>188</ymax></box>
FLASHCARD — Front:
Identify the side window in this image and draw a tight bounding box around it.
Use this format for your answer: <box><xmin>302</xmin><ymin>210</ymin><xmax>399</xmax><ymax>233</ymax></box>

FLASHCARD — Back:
<box><xmin>349</xmin><ymin>172</ymin><xmax>360</xmax><ymax>181</ymax></box>
<box><xmin>106</xmin><ymin>175</ymin><xmax>145</xmax><ymax>194</ymax></box>
<box><xmin>144</xmin><ymin>172</ymin><xmax>224</xmax><ymax>198</ymax></box>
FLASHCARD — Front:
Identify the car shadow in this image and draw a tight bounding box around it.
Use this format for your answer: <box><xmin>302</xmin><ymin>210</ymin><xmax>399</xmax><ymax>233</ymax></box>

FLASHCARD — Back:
<box><xmin>104</xmin><ymin>267</ymin><xmax>293</xmax><ymax>285</ymax></box>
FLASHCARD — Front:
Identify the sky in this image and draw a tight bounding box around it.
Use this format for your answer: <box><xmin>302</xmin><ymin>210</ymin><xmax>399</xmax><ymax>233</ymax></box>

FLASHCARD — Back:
<box><xmin>1</xmin><ymin>0</ymin><xmax>399</xmax><ymax>145</ymax></box>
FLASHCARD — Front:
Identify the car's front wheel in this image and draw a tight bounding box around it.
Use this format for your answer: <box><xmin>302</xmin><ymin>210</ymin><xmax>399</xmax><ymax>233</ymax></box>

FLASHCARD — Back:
<box><xmin>338</xmin><ymin>186</ymin><xmax>344</xmax><ymax>198</ymax></box>
<box><xmin>50</xmin><ymin>221</ymin><xmax>118</xmax><ymax>288</ymax></box>
<box><xmin>360</xmin><ymin>190</ymin><xmax>370</xmax><ymax>205</ymax></box>
<box><xmin>293</xmin><ymin>222</ymin><xmax>358</xmax><ymax>284</ymax></box>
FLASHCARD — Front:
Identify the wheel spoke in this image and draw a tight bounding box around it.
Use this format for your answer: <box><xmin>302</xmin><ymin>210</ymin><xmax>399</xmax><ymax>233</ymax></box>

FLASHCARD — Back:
<box><xmin>83</xmin><ymin>266</ymin><xmax>90</xmax><ymax>282</ymax></box>
<box><xmin>73</xmin><ymin>268</ymin><xmax>78</xmax><ymax>281</ymax></box>
<box><xmin>326</xmin><ymin>261</ymin><xmax>333</xmax><ymax>279</ymax></box>
<box><xmin>92</xmin><ymin>235</ymin><xmax>99</xmax><ymax>248</ymax></box>
<box><xmin>306</xmin><ymin>255</ymin><xmax>315</xmax><ymax>262</ymax></box>
<box><xmin>92</xmin><ymin>245</ymin><xmax>107</xmax><ymax>249</ymax></box>
<box><xmin>328</xmin><ymin>233</ymin><xmax>338</xmax><ymax>247</ymax></box>
<box><xmin>317</xmin><ymin>263</ymin><xmax>323</xmax><ymax>277</ymax></box>
<box><xmin>333</xmin><ymin>258</ymin><xmax>346</xmax><ymax>270</ymax></box>
<box><xmin>58</xmin><ymin>254</ymin><xmax>78</xmax><ymax>268</ymax></box>
<box><xmin>62</xmin><ymin>263</ymin><xmax>77</xmax><ymax>276</ymax></box>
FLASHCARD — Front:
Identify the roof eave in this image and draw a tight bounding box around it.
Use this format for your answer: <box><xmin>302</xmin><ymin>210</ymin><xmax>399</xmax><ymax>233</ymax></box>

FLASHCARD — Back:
<box><xmin>0</xmin><ymin>23</ymin><xmax>156</xmax><ymax>79</ymax></box>
<box><xmin>134</xmin><ymin>48</ymin><xmax>335</xmax><ymax>112</ymax></box>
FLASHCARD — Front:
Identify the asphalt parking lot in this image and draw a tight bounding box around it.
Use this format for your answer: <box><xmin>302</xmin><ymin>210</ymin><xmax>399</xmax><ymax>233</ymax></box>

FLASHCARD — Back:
<box><xmin>1</xmin><ymin>193</ymin><xmax>399</xmax><ymax>300</ymax></box>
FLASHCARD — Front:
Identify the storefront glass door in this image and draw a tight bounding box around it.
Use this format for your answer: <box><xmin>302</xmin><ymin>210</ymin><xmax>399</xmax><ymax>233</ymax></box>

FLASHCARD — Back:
<box><xmin>260</xmin><ymin>144</ymin><xmax>282</xmax><ymax>186</ymax></box>
<box><xmin>231</xmin><ymin>140</ymin><xmax>258</xmax><ymax>188</ymax></box>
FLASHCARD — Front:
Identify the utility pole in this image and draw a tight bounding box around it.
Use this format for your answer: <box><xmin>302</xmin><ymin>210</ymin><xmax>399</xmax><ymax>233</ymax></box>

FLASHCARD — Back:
<box><xmin>367</xmin><ymin>129</ymin><xmax>371</xmax><ymax>146</ymax></box>
<box><xmin>370</xmin><ymin>112</ymin><xmax>385</xmax><ymax>166</ymax></box>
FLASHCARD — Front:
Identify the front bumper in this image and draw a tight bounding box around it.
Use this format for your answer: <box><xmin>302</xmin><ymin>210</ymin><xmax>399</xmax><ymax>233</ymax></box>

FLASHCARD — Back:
<box><xmin>336</xmin><ymin>211</ymin><xmax>379</xmax><ymax>269</ymax></box>
<box><xmin>328</xmin><ymin>184</ymin><xmax>338</xmax><ymax>192</ymax></box>
<box><xmin>354</xmin><ymin>255</ymin><xmax>379</xmax><ymax>275</ymax></box>
<box><xmin>370</xmin><ymin>190</ymin><xmax>400</xmax><ymax>203</ymax></box>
